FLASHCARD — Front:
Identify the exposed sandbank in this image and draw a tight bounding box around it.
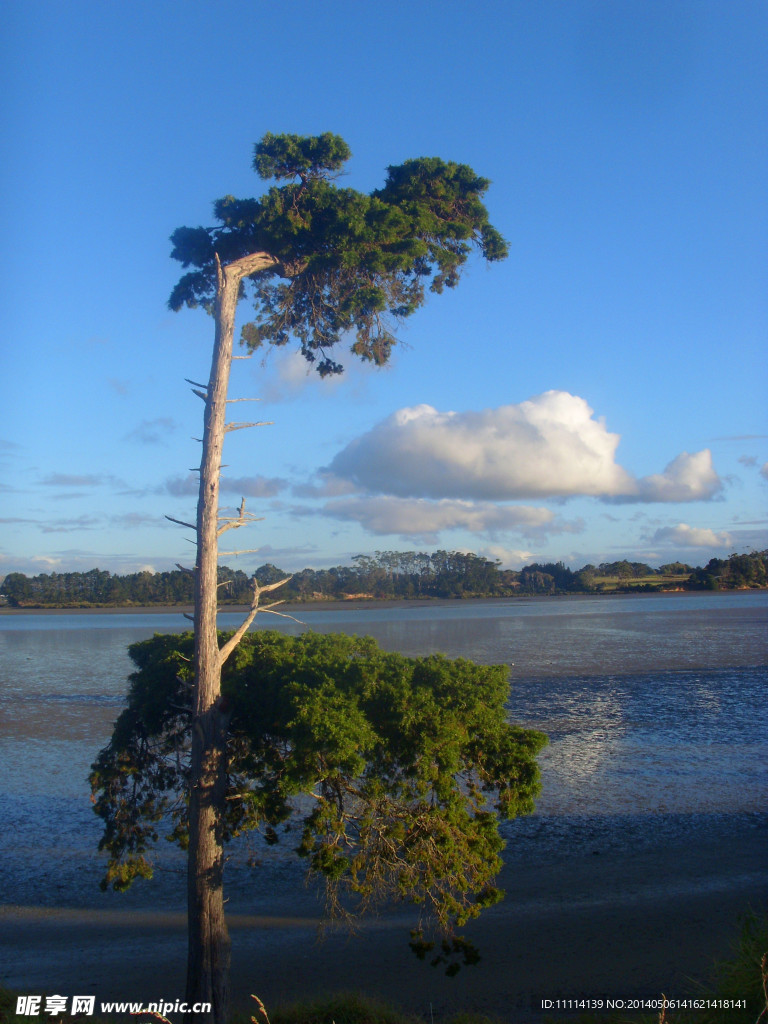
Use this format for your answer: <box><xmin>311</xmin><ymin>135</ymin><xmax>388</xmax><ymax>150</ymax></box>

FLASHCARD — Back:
<box><xmin>2</xmin><ymin>820</ymin><xmax>766</xmax><ymax>1022</ymax></box>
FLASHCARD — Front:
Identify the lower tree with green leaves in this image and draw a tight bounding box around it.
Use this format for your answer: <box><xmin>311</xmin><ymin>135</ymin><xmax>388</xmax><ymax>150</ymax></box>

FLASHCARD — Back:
<box><xmin>91</xmin><ymin>630</ymin><xmax>546</xmax><ymax>977</ymax></box>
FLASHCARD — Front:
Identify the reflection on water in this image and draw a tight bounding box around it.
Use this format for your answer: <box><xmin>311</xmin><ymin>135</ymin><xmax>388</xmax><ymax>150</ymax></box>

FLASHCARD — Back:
<box><xmin>0</xmin><ymin>593</ymin><xmax>766</xmax><ymax>908</ymax></box>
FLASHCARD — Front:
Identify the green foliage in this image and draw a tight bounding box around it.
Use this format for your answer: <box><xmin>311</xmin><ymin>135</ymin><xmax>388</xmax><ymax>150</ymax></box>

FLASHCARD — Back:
<box><xmin>597</xmin><ymin>560</ymin><xmax>655</xmax><ymax>579</ymax></box>
<box><xmin>256</xmin><ymin>993</ymin><xmax>504</xmax><ymax>1024</ymax></box>
<box><xmin>5</xmin><ymin>549</ymin><xmax>767</xmax><ymax>608</ymax></box>
<box><xmin>90</xmin><ymin>631</ymin><xmax>546</xmax><ymax>962</ymax></box>
<box><xmin>705</xmin><ymin>908</ymin><xmax>768</xmax><ymax>1024</ymax></box>
<box><xmin>168</xmin><ymin>132</ymin><xmax>507</xmax><ymax>376</ymax></box>
<box><xmin>689</xmin><ymin>551</ymin><xmax>768</xmax><ymax>591</ymax></box>
<box><xmin>253</xmin><ymin>132</ymin><xmax>352</xmax><ymax>182</ymax></box>
<box><xmin>262</xmin><ymin>993</ymin><xmax>418</xmax><ymax>1024</ymax></box>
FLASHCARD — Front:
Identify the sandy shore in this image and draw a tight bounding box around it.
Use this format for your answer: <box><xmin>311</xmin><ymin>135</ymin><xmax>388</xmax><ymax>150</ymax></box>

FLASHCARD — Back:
<box><xmin>2</xmin><ymin>818</ymin><xmax>766</xmax><ymax>1021</ymax></box>
<box><xmin>0</xmin><ymin>591</ymin><xmax>741</xmax><ymax>616</ymax></box>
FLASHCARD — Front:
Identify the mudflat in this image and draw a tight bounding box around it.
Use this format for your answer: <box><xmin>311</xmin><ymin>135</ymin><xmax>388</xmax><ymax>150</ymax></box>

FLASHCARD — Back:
<box><xmin>3</xmin><ymin>817</ymin><xmax>766</xmax><ymax>1022</ymax></box>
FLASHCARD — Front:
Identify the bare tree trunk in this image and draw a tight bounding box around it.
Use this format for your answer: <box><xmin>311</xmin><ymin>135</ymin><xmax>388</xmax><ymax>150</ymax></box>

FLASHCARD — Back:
<box><xmin>186</xmin><ymin>252</ymin><xmax>277</xmax><ymax>1024</ymax></box>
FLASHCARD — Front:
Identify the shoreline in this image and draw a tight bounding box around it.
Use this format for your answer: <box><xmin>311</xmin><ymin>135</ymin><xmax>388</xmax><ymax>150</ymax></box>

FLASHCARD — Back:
<box><xmin>0</xmin><ymin>589</ymin><xmax>753</xmax><ymax>616</ymax></box>
<box><xmin>2</xmin><ymin>817</ymin><xmax>766</xmax><ymax>1021</ymax></box>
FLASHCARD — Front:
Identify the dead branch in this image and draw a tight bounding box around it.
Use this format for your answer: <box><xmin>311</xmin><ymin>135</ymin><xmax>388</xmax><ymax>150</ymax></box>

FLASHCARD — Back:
<box><xmin>185</xmin><ymin>378</ymin><xmax>208</xmax><ymax>390</ymax></box>
<box><xmin>216</xmin><ymin>498</ymin><xmax>262</xmax><ymax>537</ymax></box>
<box><xmin>258</xmin><ymin>604</ymin><xmax>304</xmax><ymax>625</ymax></box>
<box><xmin>217</xmin><ymin>575</ymin><xmax>293</xmax><ymax>666</ymax></box>
<box><xmin>166</xmin><ymin>514</ymin><xmax>197</xmax><ymax>531</ymax></box>
<box><xmin>224</xmin><ymin>421</ymin><xmax>272</xmax><ymax>433</ymax></box>
<box><xmin>217</xmin><ymin>517</ymin><xmax>264</xmax><ymax>537</ymax></box>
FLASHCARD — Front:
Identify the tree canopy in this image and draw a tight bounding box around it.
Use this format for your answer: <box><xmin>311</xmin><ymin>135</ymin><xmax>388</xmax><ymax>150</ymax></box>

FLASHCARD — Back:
<box><xmin>6</xmin><ymin>550</ymin><xmax>765</xmax><ymax>608</ymax></box>
<box><xmin>168</xmin><ymin>132</ymin><xmax>508</xmax><ymax>376</ymax></box>
<box><xmin>90</xmin><ymin>630</ymin><xmax>546</xmax><ymax>969</ymax></box>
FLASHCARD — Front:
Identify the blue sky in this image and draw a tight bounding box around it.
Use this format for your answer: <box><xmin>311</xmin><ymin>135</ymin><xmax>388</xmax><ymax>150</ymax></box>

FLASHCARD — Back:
<box><xmin>1</xmin><ymin>0</ymin><xmax>766</xmax><ymax>577</ymax></box>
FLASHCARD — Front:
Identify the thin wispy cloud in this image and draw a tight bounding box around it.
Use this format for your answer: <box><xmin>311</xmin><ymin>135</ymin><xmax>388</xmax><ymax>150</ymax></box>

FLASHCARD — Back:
<box><xmin>220</xmin><ymin>475</ymin><xmax>289</xmax><ymax>498</ymax></box>
<box><xmin>320</xmin><ymin>496</ymin><xmax>579</xmax><ymax>544</ymax></box>
<box><xmin>110</xmin><ymin>512</ymin><xmax>163</xmax><ymax>528</ymax></box>
<box><xmin>163</xmin><ymin>474</ymin><xmax>288</xmax><ymax>498</ymax></box>
<box><xmin>124</xmin><ymin>417</ymin><xmax>178</xmax><ymax>445</ymax></box>
<box><xmin>41</xmin><ymin>473</ymin><xmax>107</xmax><ymax>488</ymax></box>
<box><xmin>39</xmin><ymin>515</ymin><xmax>101</xmax><ymax>533</ymax></box>
<box><xmin>40</xmin><ymin>472</ymin><xmax>129</xmax><ymax>494</ymax></box>
<box><xmin>164</xmin><ymin>474</ymin><xmax>200</xmax><ymax>497</ymax></box>
<box><xmin>710</xmin><ymin>434</ymin><xmax>768</xmax><ymax>442</ymax></box>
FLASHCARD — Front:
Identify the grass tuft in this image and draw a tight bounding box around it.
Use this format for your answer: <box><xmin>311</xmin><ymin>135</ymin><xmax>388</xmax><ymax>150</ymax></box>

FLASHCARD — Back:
<box><xmin>250</xmin><ymin>992</ymin><xmax>418</xmax><ymax>1024</ymax></box>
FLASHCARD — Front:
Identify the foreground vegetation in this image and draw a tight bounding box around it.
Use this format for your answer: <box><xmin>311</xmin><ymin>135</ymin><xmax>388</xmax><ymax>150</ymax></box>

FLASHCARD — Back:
<box><xmin>90</xmin><ymin>631</ymin><xmax>546</xmax><ymax>968</ymax></box>
<box><xmin>2</xmin><ymin>550</ymin><xmax>766</xmax><ymax>609</ymax></box>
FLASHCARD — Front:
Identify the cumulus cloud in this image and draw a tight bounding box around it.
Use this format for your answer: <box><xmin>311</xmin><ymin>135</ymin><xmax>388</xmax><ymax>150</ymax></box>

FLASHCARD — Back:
<box><xmin>321</xmin><ymin>496</ymin><xmax>575</xmax><ymax>543</ymax></box>
<box><xmin>325</xmin><ymin>392</ymin><xmax>722</xmax><ymax>504</ymax></box>
<box><xmin>632</xmin><ymin>450</ymin><xmax>722</xmax><ymax>503</ymax></box>
<box><xmin>651</xmin><ymin>523</ymin><xmax>733</xmax><ymax>548</ymax></box>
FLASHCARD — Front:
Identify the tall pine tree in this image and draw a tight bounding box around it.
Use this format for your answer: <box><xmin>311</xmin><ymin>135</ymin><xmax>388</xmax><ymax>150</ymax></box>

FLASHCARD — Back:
<box><xmin>165</xmin><ymin>133</ymin><xmax>507</xmax><ymax>1021</ymax></box>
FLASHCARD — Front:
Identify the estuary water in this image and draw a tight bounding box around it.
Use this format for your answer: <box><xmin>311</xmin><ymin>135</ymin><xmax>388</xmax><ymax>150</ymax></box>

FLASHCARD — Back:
<box><xmin>1</xmin><ymin>591</ymin><xmax>766</xmax><ymax>913</ymax></box>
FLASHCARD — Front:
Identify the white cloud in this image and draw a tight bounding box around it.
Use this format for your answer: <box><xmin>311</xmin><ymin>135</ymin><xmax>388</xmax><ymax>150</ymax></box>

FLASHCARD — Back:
<box><xmin>633</xmin><ymin>450</ymin><xmax>722</xmax><ymax>503</ymax></box>
<box><xmin>477</xmin><ymin>544</ymin><xmax>537</xmax><ymax>569</ymax></box>
<box><xmin>651</xmin><ymin>523</ymin><xmax>733</xmax><ymax>548</ymax></box>
<box><xmin>325</xmin><ymin>392</ymin><xmax>722</xmax><ymax>503</ymax></box>
<box><xmin>322</xmin><ymin>496</ymin><xmax>572</xmax><ymax>543</ymax></box>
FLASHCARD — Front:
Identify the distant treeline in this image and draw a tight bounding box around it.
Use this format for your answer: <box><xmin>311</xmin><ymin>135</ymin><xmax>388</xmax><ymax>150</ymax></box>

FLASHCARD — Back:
<box><xmin>1</xmin><ymin>549</ymin><xmax>766</xmax><ymax>608</ymax></box>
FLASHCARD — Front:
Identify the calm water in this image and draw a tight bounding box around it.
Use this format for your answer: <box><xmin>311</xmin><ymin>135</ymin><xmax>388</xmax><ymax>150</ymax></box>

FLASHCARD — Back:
<box><xmin>1</xmin><ymin>592</ymin><xmax>766</xmax><ymax>910</ymax></box>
